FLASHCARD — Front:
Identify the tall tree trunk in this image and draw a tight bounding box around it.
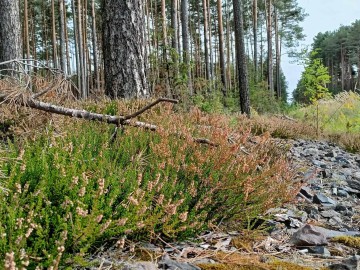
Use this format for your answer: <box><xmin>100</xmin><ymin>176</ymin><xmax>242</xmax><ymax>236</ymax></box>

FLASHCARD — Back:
<box><xmin>217</xmin><ymin>0</ymin><xmax>227</xmax><ymax>94</ymax></box>
<box><xmin>0</xmin><ymin>0</ymin><xmax>22</xmax><ymax>73</ymax></box>
<box><xmin>208</xmin><ymin>3</ymin><xmax>213</xmax><ymax>79</ymax></box>
<box><xmin>83</xmin><ymin>0</ymin><xmax>89</xmax><ymax>93</ymax></box>
<box><xmin>72</xmin><ymin>0</ymin><xmax>80</xmax><ymax>93</ymax></box>
<box><xmin>171</xmin><ymin>0</ymin><xmax>179</xmax><ymax>76</ymax></box>
<box><xmin>274</xmin><ymin>8</ymin><xmax>281</xmax><ymax>99</ymax></box>
<box><xmin>252</xmin><ymin>0</ymin><xmax>258</xmax><ymax>83</ymax></box>
<box><xmin>341</xmin><ymin>44</ymin><xmax>345</xmax><ymax>91</ymax></box>
<box><xmin>91</xmin><ymin>0</ymin><xmax>100</xmax><ymax>92</ymax></box>
<box><xmin>266</xmin><ymin>0</ymin><xmax>273</xmax><ymax>93</ymax></box>
<box><xmin>51</xmin><ymin>0</ymin><xmax>58</xmax><ymax>68</ymax></box>
<box><xmin>181</xmin><ymin>0</ymin><xmax>193</xmax><ymax>95</ymax></box>
<box><xmin>103</xmin><ymin>0</ymin><xmax>149</xmax><ymax>98</ymax></box>
<box><xmin>24</xmin><ymin>0</ymin><xmax>30</xmax><ymax>61</ymax></box>
<box><xmin>225</xmin><ymin>0</ymin><xmax>231</xmax><ymax>91</ymax></box>
<box><xmin>77</xmin><ymin>0</ymin><xmax>86</xmax><ymax>98</ymax></box>
<box><xmin>203</xmin><ymin>0</ymin><xmax>210</xmax><ymax>80</ymax></box>
<box><xmin>161</xmin><ymin>0</ymin><xmax>171</xmax><ymax>97</ymax></box>
<box><xmin>59</xmin><ymin>0</ymin><xmax>67</xmax><ymax>74</ymax></box>
<box><xmin>64</xmin><ymin>3</ymin><xmax>71</xmax><ymax>74</ymax></box>
<box><xmin>358</xmin><ymin>48</ymin><xmax>360</xmax><ymax>89</ymax></box>
<box><xmin>233</xmin><ymin>0</ymin><xmax>250</xmax><ymax>116</ymax></box>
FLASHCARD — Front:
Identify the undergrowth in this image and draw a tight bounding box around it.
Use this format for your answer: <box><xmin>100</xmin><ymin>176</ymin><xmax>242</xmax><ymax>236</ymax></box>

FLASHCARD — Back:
<box><xmin>0</xmin><ymin>101</ymin><xmax>298</xmax><ymax>269</ymax></box>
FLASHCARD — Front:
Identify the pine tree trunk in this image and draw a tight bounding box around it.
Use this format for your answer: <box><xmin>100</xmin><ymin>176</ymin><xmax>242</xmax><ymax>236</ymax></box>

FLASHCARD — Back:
<box><xmin>161</xmin><ymin>0</ymin><xmax>171</xmax><ymax>97</ymax></box>
<box><xmin>51</xmin><ymin>0</ymin><xmax>58</xmax><ymax>68</ymax></box>
<box><xmin>225</xmin><ymin>0</ymin><xmax>231</xmax><ymax>91</ymax></box>
<box><xmin>59</xmin><ymin>0</ymin><xmax>67</xmax><ymax>74</ymax></box>
<box><xmin>181</xmin><ymin>0</ymin><xmax>193</xmax><ymax>95</ymax></box>
<box><xmin>77</xmin><ymin>0</ymin><xmax>86</xmax><ymax>98</ymax></box>
<box><xmin>91</xmin><ymin>0</ymin><xmax>99</xmax><ymax>92</ymax></box>
<box><xmin>103</xmin><ymin>0</ymin><xmax>149</xmax><ymax>98</ymax></box>
<box><xmin>217</xmin><ymin>0</ymin><xmax>227</xmax><ymax>94</ymax></box>
<box><xmin>266</xmin><ymin>0</ymin><xmax>274</xmax><ymax>93</ymax></box>
<box><xmin>64</xmin><ymin>4</ymin><xmax>71</xmax><ymax>74</ymax></box>
<box><xmin>171</xmin><ymin>0</ymin><xmax>179</xmax><ymax>76</ymax></box>
<box><xmin>275</xmin><ymin>8</ymin><xmax>281</xmax><ymax>99</ymax></box>
<box><xmin>24</xmin><ymin>0</ymin><xmax>30</xmax><ymax>61</ymax></box>
<box><xmin>0</xmin><ymin>0</ymin><xmax>22</xmax><ymax>73</ymax></box>
<box><xmin>203</xmin><ymin>0</ymin><xmax>210</xmax><ymax>80</ymax></box>
<box><xmin>72</xmin><ymin>0</ymin><xmax>81</xmax><ymax>93</ymax></box>
<box><xmin>252</xmin><ymin>0</ymin><xmax>258</xmax><ymax>83</ymax></box>
<box><xmin>233</xmin><ymin>0</ymin><xmax>250</xmax><ymax>116</ymax></box>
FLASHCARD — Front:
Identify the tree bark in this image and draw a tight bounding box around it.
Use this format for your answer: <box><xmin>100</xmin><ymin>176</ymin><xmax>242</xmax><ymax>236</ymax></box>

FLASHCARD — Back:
<box><xmin>103</xmin><ymin>0</ymin><xmax>149</xmax><ymax>99</ymax></box>
<box><xmin>266</xmin><ymin>0</ymin><xmax>274</xmax><ymax>93</ymax></box>
<box><xmin>171</xmin><ymin>0</ymin><xmax>179</xmax><ymax>77</ymax></box>
<box><xmin>77</xmin><ymin>0</ymin><xmax>86</xmax><ymax>98</ymax></box>
<box><xmin>233</xmin><ymin>0</ymin><xmax>250</xmax><ymax>116</ymax></box>
<box><xmin>180</xmin><ymin>0</ymin><xmax>193</xmax><ymax>95</ymax></box>
<box><xmin>24</xmin><ymin>0</ymin><xmax>30</xmax><ymax>62</ymax></box>
<box><xmin>217</xmin><ymin>0</ymin><xmax>227</xmax><ymax>94</ymax></box>
<box><xmin>91</xmin><ymin>0</ymin><xmax>100</xmax><ymax>92</ymax></box>
<box><xmin>274</xmin><ymin>8</ymin><xmax>281</xmax><ymax>99</ymax></box>
<box><xmin>203</xmin><ymin>0</ymin><xmax>210</xmax><ymax>80</ymax></box>
<box><xmin>59</xmin><ymin>0</ymin><xmax>67</xmax><ymax>75</ymax></box>
<box><xmin>0</xmin><ymin>0</ymin><xmax>22</xmax><ymax>74</ymax></box>
<box><xmin>252</xmin><ymin>0</ymin><xmax>258</xmax><ymax>83</ymax></box>
<box><xmin>51</xmin><ymin>0</ymin><xmax>58</xmax><ymax>69</ymax></box>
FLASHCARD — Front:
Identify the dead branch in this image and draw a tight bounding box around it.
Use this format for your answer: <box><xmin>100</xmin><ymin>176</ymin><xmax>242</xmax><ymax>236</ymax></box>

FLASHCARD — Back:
<box><xmin>0</xmin><ymin>94</ymin><xmax>167</xmax><ymax>130</ymax></box>
<box><xmin>123</xmin><ymin>97</ymin><xmax>178</xmax><ymax>120</ymax></box>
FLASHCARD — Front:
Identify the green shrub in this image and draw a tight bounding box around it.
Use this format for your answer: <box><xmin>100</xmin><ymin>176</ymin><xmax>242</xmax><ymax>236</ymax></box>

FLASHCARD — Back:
<box><xmin>0</xmin><ymin>103</ymin><xmax>297</xmax><ymax>268</ymax></box>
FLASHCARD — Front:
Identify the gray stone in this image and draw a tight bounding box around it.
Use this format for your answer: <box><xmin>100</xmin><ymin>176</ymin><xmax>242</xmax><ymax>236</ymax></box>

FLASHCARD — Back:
<box><xmin>325</xmin><ymin>150</ymin><xmax>337</xmax><ymax>158</ymax></box>
<box><xmin>304</xmin><ymin>148</ymin><xmax>319</xmax><ymax>157</ymax></box>
<box><xmin>335</xmin><ymin>204</ymin><xmax>348</xmax><ymax>212</ymax></box>
<box><xmin>332</xmin><ymin>173</ymin><xmax>348</xmax><ymax>182</ymax></box>
<box><xmin>320</xmin><ymin>210</ymin><xmax>340</xmax><ymax>218</ymax></box>
<box><xmin>312</xmin><ymin>159</ymin><xmax>327</xmax><ymax>168</ymax></box>
<box><xmin>312</xmin><ymin>226</ymin><xmax>360</xmax><ymax>238</ymax></box>
<box><xmin>307</xmin><ymin>246</ymin><xmax>331</xmax><ymax>256</ymax></box>
<box><xmin>300</xmin><ymin>186</ymin><xmax>314</xmax><ymax>199</ymax></box>
<box><xmin>329</xmin><ymin>216</ymin><xmax>343</xmax><ymax>227</ymax></box>
<box><xmin>313</xmin><ymin>193</ymin><xmax>337</xmax><ymax>205</ymax></box>
<box><xmin>158</xmin><ymin>260</ymin><xmax>201</xmax><ymax>270</ymax></box>
<box><xmin>347</xmin><ymin>180</ymin><xmax>360</xmax><ymax>191</ymax></box>
<box><xmin>290</xmin><ymin>225</ymin><xmax>328</xmax><ymax>246</ymax></box>
<box><xmin>329</xmin><ymin>255</ymin><xmax>360</xmax><ymax>270</ymax></box>
<box><xmin>337</xmin><ymin>189</ymin><xmax>349</xmax><ymax>197</ymax></box>
<box><xmin>352</xmin><ymin>172</ymin><xmax>360</xmax><ymax>181</ymax></box>
<box><xmin>123</xmin><ymin>262</ymin><xmax>159</xmax><ymax>270</ymax></box>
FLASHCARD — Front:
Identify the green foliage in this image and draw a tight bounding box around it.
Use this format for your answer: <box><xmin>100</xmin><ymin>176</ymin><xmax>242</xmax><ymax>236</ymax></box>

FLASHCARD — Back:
<box><xmin>294</xmin><ymin>51</ymin><xmax>331</xmax><ymax>104</ymax></box>
<box><xmin>0</xmin><ymin>103</ymin><xmax>296</xmax><ymax>268</ymax></box>
<box><xmin>250</xmin><ymin>81</ymin><xmax>283</xmax><ymax>114</ymax></box>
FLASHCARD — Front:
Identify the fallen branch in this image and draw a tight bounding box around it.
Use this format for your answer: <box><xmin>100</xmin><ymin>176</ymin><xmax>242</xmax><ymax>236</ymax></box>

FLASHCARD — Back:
<box><xmin>0</xmin><ymin>93</ymin><xmax>218</xmax><ymax>146</ymax></box>
<box><xmin>0</xmin><ymin>94</ymin><xmax>174</xmax><ymax>130</ymax></box>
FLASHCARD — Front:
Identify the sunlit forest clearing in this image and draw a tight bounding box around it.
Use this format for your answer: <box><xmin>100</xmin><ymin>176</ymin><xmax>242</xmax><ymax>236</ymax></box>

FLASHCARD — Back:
<box><xmin>0</xmin><ymin>0</ymin><xmax>360</xmax><ymax>269</ymax></box>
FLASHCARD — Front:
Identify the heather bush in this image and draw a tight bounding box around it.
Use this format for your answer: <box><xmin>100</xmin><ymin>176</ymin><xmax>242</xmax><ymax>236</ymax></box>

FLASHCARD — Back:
<box><xmin>0</xmin><ymin>102</ymin><xmax>297</xmax><ymax>268</ymax></box>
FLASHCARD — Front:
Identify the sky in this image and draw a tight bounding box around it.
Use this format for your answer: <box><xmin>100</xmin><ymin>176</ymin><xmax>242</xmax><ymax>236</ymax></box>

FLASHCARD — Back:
<box><xmin>282</xmin><ymin>0</ymin><xmax>360</xmax><ymax>100</ymax></box>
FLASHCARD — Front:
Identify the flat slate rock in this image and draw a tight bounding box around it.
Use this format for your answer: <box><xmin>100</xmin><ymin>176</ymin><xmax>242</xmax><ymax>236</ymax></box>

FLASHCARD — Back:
<box><xmin>290</xmin><ymin>224</ymin><xmax>328</xmax><ymax>246</ymax></box>
<box><xmin>329</xmin><ymin>255</ymin><xmax>360</xmax><ymax>270</ymax></box>
<box><xmin>313</xmin><ymin>193</ymin><xmax>337</xmax><ymax>205</ymax></box>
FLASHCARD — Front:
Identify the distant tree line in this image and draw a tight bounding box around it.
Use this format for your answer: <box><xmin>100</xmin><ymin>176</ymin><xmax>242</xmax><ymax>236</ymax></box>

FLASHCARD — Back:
<box><xmin>294</xmin><ymin>20</ymin><xmax>360</xmax><ymax>104</ymax></box>
<box><xmin>0</xmin><ymin>0</ymin><xmax>307</xmax><ymax>115</ymax></box>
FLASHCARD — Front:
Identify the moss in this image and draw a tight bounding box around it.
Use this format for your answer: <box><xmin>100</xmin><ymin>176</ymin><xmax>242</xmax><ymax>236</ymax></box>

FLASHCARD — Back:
<box><xmin>197</xmin><ymin>263</ymin><xmax>267</xmax><ymax>270</ymax></box>
<box><xmin>268</xmin><ymin>260</ymin><xmax>313</xmax><ymax>270</ymax></box>
<box><xmin>331</xmin><ymin>236</ymin><xmax>360</xmax><ymax>249</ymax></box>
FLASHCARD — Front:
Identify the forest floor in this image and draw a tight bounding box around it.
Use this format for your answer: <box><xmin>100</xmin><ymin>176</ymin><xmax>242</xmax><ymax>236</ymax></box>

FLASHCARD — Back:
<box><xmin>1</xmin><ymin>94</ymin><xmax>360</xmax><ymax>270</ymax></box>
<box><xmin>78</xmin><ymin>138</ymin><xmax>360</xmax><ymax>270</ymax></box>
